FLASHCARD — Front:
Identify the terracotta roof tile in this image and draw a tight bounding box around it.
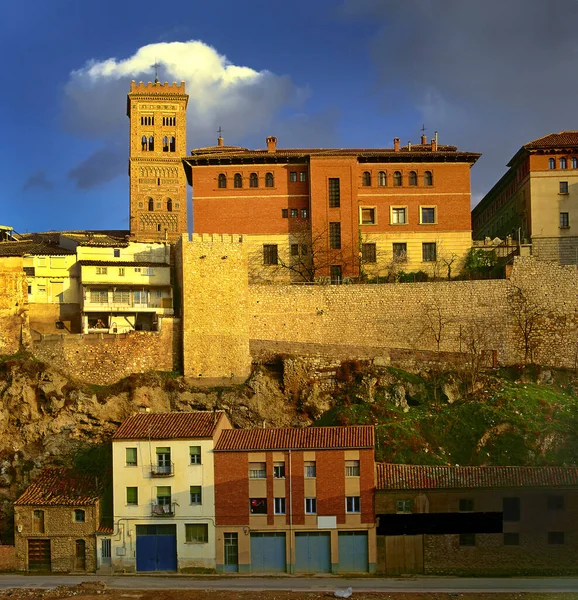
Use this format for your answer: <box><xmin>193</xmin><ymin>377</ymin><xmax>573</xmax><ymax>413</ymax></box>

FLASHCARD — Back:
<box><xmin>0</xmin><ymin>240</ymin><xmax>73</xmax><ymax>257</ymax></box>
<box><xmin>214</xmin><ymin>425</ymin><xmax>374</xmax><ymax>451</ymax></box>
<box><xmin>112</xmin><ymin>411</ymin><xmax>226</xmax><ymax>440</ymax></box>
<box><xmin>524</xmin><ymin>131</ymin><xmax>578</xmax><ymax>149</ymax></box>
<box><xmin>15</xmin><ymin>468</ymin><xmax>102</xmax><ymax>506</ymax></box>
<box><xmin>375</xmin><ymin>463</ymin><xmax>578</xmax><ymax>491</ymax></box>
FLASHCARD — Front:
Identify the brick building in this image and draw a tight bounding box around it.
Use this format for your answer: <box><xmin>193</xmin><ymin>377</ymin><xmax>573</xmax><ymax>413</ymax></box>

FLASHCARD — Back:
<box><xmin>184</xmin><ymin>135</ymin><xmax>480</xmax><ymax>281</ymax></box>
<box><xmin>213</xmin><ymin>425</ymin><xmax>376</xmax><ymax>574</ymax></box>
<box><xmin>472</xmin><ymin>131</ymin><xmax>578</xmax><ymax>264</ymax></box>
<box><xmin>14</xmin><ymin>468</ymin><xmax>107</xmax><ymax>573</ymax></box>
<box><xmin>375</xmin><ymin>463</ymin><xmax>578</xmax><ymax>575</ymax></box>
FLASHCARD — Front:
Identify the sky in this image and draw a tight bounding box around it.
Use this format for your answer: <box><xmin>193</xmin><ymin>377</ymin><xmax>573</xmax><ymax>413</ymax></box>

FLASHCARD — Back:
<box><xmin>2</xmin><ymin>0</ymin><xmax>578</xmax><ymax>234</ymax></box>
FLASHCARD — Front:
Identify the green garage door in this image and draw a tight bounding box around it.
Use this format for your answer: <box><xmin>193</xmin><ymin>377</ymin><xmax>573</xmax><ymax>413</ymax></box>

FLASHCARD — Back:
<box><xmin>338</xmin><ymin>531</ymin><xmax>368</xmax><ymax>572</ymax></box>
<box><xmin>250</xmin><ymin>533</ymin><xmax>286</xmax><ymax>573</ymax></box>
<box><xmin>295</xmin><ymin>532</ymin><xmax>331</xmax><ymax>573</ymax></box>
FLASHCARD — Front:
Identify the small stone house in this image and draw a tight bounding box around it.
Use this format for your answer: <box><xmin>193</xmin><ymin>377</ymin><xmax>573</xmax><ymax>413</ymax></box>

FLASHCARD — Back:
<box><xmin>14</xmin><ymin>468</ymin><xmax>105</xmax><ymax>572</ymax></box>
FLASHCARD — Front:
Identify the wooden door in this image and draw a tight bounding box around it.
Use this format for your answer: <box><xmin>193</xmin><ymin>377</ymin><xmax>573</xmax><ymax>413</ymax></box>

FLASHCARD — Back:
<box><xmin>384</xmin><ymin>535</ymin><xmax>424</xmax><ymax>575</ymax></box>
<box><xmin>75</xmin><ymin>539</ymin><xmax>86</xmax><ymax>571</ymax></box>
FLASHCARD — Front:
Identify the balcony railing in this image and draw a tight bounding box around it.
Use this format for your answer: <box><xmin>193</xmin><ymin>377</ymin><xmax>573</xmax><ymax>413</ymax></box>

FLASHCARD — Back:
<box><xmin>150</xmin><ymin>502</ymin><xmax>176</xmax><ymax>517</ymax></box>
<box><xmin>150</xmin><ymin>463</ymin><xmax>174</xmax><ymax>477</ymax></box>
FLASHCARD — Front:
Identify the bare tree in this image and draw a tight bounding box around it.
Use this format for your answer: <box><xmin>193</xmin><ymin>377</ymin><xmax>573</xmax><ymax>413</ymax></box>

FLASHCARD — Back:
<box><xmin>507</xmin><ymin>283</ymin><xmax>547</xmax><ymax>364</ymax></box>
<box><xmin>458</xmin><ymin>317</ymin><xmax>495</xmax><ymax>392</ymax></box>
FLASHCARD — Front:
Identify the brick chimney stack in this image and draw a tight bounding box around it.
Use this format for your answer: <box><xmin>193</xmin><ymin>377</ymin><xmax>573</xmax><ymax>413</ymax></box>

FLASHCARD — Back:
<box><xmin>217</xmin><ymin>136</ymin><xmax>224</xmax><ymax>147</ymax></box>
<box><xmin>393</xmin><ymin>137</ymin><xmax>400</xmax><ymax>152</ymax></box>
<box><xmin>431</xmin><ymin>138</ymin><xmax>437</xmax><ymax>152</ymax></box>
<box><xmin>421</xmin><ymin>134</ymin><xmax>427</xmax><ymax>145</ymax></box>
<box><xmin>266</xmin><ymin>136</ymin><xmax>277</xmax><ymax>153</ymax></box>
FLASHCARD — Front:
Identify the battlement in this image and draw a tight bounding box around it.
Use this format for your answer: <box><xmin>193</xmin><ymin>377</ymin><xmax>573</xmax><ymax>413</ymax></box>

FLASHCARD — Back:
<box><xmin>129</xmin><ymin>80</ymin><xmax>187</xmax><ymax>95</ymax></box>
<box><xmin>182</xmin><ymin>233</ymin><xmax>245</xmax><ymax>246</ymax></box>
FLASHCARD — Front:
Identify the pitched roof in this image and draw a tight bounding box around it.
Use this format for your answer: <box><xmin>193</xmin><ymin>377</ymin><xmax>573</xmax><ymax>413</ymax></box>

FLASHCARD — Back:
<box><xmin>112</xmin><ymin>411</ymin><xmax>227</xmax><ymax>440</ymax></box>
<box><xmin>0</xmin><ymin>240</ymin><xmax>74</xmax><ymax>257</ymax></box>
<box><xmin>15</xmin><ymin>468</ymin><xmax>102</xmax><ymax>506</ymax></box>
<box><xmin>375</xmin><ymin>463</ymin><xmax>578</xmax><ymax>491</ymax></box>
<box><xmin>523</xmin><ymin>131</ymin><xmax>578</xmax><ymax>149</ymax></box>
<box><xmin>78</xmin><ymin>260</ymin><xmax>169</xmax><ymax>268</ymax></box>
<box><xmin>60</xmin><ymin>231</ymin><xmax>130</xmax><ymax>247</ymax></box>
<box><xmin>214</xmin><ymin>425</ymin><xmax>374</xmax><ymax>451</ymax></box>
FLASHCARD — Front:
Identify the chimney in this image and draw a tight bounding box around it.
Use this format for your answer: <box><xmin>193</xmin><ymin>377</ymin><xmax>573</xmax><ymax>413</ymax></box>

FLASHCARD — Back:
<box><xmin>421</xmin><ymin>134</ymin><xmax>427</xmax><ymax>145</ymax></box>
<box><xmin>431</xmin><ymin>138</ymin><xmax>437</xmax><ymax>152</ymax></box>
<box><xmin>408</xmin><ymin>141</ymin><xmax>412</xmax><ymax>151</ymax></box>
<box><xmin>393</xmin><ymin>137</ymin><xmax>400</xmax><ymax>152</ymax></box>
<box><xmin>217</xmin><ymin>136</ymin><xmax>224</xmax><ymax>147</ymax></box>
<box><xmin>266</xmin><ymin>136</ymin><xmax>277</xmax><ymax>153</ymax></box>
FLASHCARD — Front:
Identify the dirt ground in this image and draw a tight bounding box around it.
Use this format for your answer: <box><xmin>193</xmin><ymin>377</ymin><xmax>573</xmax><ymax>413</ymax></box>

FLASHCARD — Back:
<box><xmin>0</xmin><ymin>582</ymin><xmax>574</xmax><ymax>600</ymax></box>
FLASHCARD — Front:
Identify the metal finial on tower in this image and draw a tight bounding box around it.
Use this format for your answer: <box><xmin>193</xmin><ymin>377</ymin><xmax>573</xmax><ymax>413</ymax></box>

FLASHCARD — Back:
<box><xmin>153</xmin><ymin>59</ymin><xmax>160</xmax><ymax>84</ymax></box>
<box><xmin>217</xmin><ymin>126</ymin><xmax>223</xmax><ymax>137</ymax></box>
<box><xmin>421</xmin><ymin>124</ymin><xmax>427</xmax><ymax>134</ymax></box>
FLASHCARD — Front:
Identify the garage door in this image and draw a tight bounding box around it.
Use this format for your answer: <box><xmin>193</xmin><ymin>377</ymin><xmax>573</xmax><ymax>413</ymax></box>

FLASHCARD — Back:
<box><xmin>28</xmin><ymin>539</ymin><xmax>51</xmax><ymax>571</ymax></box>
<box><xmin>250</xmin><ymin>533</ymin><xmax>286</xmax><ymax>573</ymax></box>
<box><xmin>338</xmin><ymin>531</ymin><xmax>368</xmax><ymax>572</ymax></box>
<box><xmin>136</xmin><ymin>524</ymin><xmax>177</xmax><ymax>572</ymax></box>
<box><xmin>295</xmin><ymin>532</ymin><xmax>331</xmax><ymax>573</ymax></box>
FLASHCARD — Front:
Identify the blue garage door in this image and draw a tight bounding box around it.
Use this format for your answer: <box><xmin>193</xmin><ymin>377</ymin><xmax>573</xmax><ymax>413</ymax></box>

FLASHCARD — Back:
<box><xmin>295</xmin><ymin>532</ymin><xmax>331</xmax><ymax>573</ymax></box>
<box><xmin>136</xmin><ymin>525</ymin><xmax>177</xmax><ymax>572</ymax></box>
<box><xmin>250</xmin><ymin>533</ymin><xmax>286</xmax><ymax>573</ymax></box>
<box><xmin>338</xmin><ymin>531</ymin><xmax>368</xmax><ymax>572</ymax></box>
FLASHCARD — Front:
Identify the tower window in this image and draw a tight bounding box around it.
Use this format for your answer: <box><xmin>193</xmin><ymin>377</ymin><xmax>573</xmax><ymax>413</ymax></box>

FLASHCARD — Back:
<box><xmin>218</xmin><ymin>174</ymin><xmax>227</xmax><ymax>188</ymax></box>
<box><xmin>170</xmin><ymin>136</ymin><xmax>176</xmax><ymax>152</ymax></box>
<box><xmin>265</xmin><ymin>172</ymin><xmax>274</xmax><ymax>187</ymax></box>
<box><xmin>250</xmin><ymin>173</ymin><xmax>258</xmax><ymax>187</ymax></box>
<box><xmin>362</xmin><ymin>171</ymin><xmax>371</xmax><ymax>186</ymax></box>
<box><xmin>409</xmin><ymin>171</ymin><xmax>417</xmax><ymax>186</ymax></box>
<box><xmin>393</xmin><ymin>171</ymin><xmax>402</xmax><ymax>186</ymax></box>
<box><xmin>157</xmin><ymin>224</ymin><xmax>162</xmax><ymax>232</ymax></box>
<box><xmin>148</xmin><ymin>136</ymin><xmax>154</xmax><ymax>152</ymax></box>
<box><xmin>378</xmin><ymin>171</ymin><xmax>386</xmax><ymax>186</ymax></box>
<box><xmin>549</xmin><ymin>158</ymin><xmax>556</xmax><ymax>169</ymax></box>
<box><xmin>424</xmin><ymin>171</ymin><xmax>433</xmax><ymax>186</ymax></box>
<box><xmin>148</xmin><ymin>198</ymin><xmax>154</xmax><ymax>212</ymax></box>
<box><xmin>234</xmin><ymin>173</ymin><xmax>242</xmax><ymax>188</ymax></box>
<box><xmin>167</xmin><ymin>198</ymin><xmax>173</xmax><ymax>212</ymax></box>
<box><xmin>141</xmin><ymin>136</ymin><xmax>148</xmax><ymax>151</ymax></box>
<box><xmin>560</xmin><ymin>157</ymin><xmax>567</xmax><ymax>169</ymax></box>
<box><xmin>163</xmin><ymin>136</ymin><xmax>169</xmax><ymax>152</ymax></box>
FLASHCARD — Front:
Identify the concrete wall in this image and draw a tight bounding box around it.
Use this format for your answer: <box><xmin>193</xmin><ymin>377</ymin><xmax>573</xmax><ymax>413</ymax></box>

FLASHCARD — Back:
<box><xmin>0</xmin><ymin>257</ymin><xmax>29</xmax><ymax>355</ymax></box>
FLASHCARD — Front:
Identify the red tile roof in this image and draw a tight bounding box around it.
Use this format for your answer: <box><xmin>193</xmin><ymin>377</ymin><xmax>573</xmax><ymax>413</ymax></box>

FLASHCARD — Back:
<box><xmin>15</xmin><ymin>468</ymin><xmax>102</xmax><ymax>506</ymax></box>
<box><xmin>523</xmin><ymin>131</ymin><xmax>578</xmax><ymax>149</ymax></box>
<box><xmin>112</xmin><ymin>411</ymin><xmax>227</xmax><ymax>440</ymax></box>
<box><xmin>78</xmin><ymin>260</ymin><xmax>169</xmax><ymax>268</ymax></box>
<box><xmin>375</xmin><ymin>463</ymin><xmax>578</xmax><ymax>491</ymax></box>
<box><xmin>0</xmin><ymin>240</ymin><xmax>74</xmax><ymax>257</ymax></box>
<box><xmin>214</xmin><ymin>425</ymin><xmax>374</xmax><ymax>451</ymax></box>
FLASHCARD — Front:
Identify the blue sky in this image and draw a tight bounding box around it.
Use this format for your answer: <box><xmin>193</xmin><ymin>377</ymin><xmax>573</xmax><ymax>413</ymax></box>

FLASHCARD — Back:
<box><xmin>2</xmin><ymin>0</ymin><xmax>578</xmax><ymax>234</ymax></box>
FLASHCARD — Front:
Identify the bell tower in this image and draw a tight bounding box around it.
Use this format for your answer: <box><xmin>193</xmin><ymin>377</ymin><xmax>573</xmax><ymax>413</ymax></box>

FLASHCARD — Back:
<box><xmin>127</xmin><ymin>79</ymin><xmax>189</xmax><ymax>242</ymax></box>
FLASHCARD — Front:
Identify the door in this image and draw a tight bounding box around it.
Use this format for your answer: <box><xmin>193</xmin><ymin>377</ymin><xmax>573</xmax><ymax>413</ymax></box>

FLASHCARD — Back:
<box><xmin>224</xmin><ymin>532</ymin><xmax>238</xmax><ymax>573</ymax></box>
<box><xmin>250</xmin><ymin>532</ymin><xmax>286</xmax><ymax>573</ymax></box>
<box><xmin>75</xmin><ymin>539</ymin><xmax>86</xmax><ymax>571</ymax></box>
<box><xmin>384</xmin><ymin>535</ymin><xmax>424</xmax><ymax>575</ymax></box>
<box><xmin>101</xmin><ymin>539</ymin><xmax>111</xmax><ymax>567</ymax></box>
<box><xmin>136</xmin><ymin>524</ymin><xmax>177</xmax><ymax>572</ymax></box>
<box><xmin>28</xmin><ymin>539</ymin><xmax>51</xmax><ymax>571</ymax></box>
<box><xmin>295</xmin><ymin>532</ymin><xmax>331</xmax><ymax>573</ymax></box>
<box><xmin>338</xmin><ymin>531</ymin><xmax>368</xmax><ymax>572</ymax></box>
<box><xmin>330</xmin><ymin>265</ymin><xmax>342</xmax><ymax>284</ymax></box>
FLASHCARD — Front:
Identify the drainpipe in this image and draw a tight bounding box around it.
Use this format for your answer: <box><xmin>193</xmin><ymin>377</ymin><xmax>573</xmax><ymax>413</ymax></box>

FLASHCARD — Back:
<box><xmin>288</xmin><ymin>449</ymin><xmax>293</xmax><ymax>574</ymax></box>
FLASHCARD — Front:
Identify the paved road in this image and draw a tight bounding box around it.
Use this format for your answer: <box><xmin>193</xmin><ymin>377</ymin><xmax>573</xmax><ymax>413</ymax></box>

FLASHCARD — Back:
<box><xmin>0</xmin><ymin>574</ymin><xmax>577</xmax><ymax>593</ymax></box>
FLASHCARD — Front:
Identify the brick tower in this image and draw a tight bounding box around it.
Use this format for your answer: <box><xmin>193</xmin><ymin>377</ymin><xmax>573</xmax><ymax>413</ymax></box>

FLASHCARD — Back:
<box><xmin>127</xmin><ymin>79</ymin><xmax>189</xmax><ymax>241</ymax></box>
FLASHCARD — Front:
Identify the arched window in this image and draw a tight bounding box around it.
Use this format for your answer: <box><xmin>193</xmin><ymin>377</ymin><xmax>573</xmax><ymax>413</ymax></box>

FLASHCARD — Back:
<box><xmin>148</xmin><ymin>136</ymin><xmax>154</xmax><ymax>151</ymax></box>
<box><xmin>549</xmin><ymin>158</ymin><xmax>556</xmax><ymax>169</ymax></box>
<box><xmin>378</xmin><ymin>171</ymin><xmax>386</xmax><ymax>186</ymax></box>
<box><xmin>163</xmin><ymin>136</ymin><xmax>169</xmax><ymax>152</ymax></box>
<box><xmin>393</xmin><ymin>171</ymin><xmax>402</xmax><ymax>186</ymax></box>
<box><xmin>234</xmin><ymin>173</ymin><xmax>242</xmax><ymax>188</ymax></box>
<box><xmin>170</xmin><ymin>136</ymin><xmax>176</xmax><ymax>152</ymax></box>
<box><xmin>572</xmin><ymin>157</ymin><xmax>578</xmax><ymax>169</ymax></box>
<box><xmin>249</xmin><ymin>173</ymin><xmax>258</xmax><ymax>188</ymax></box>
<box><xmin>424</xmin><ymin>171</ymin><xmax>433</xmax><ymax>186</ymax></box>
<box><xmin>167</xmin><ymin>198</ymin><xmax>173</xmax><ymax>212</ymax></box>
<box><xmin>560</xmin><ymin>157</ymin><xmax>567</xmax><ymax>169</ymax></box>
<box><xmin>409</xmin><ymin>171</ymin><xmax>417</xmax><ymax>186</ymax></box>
<box><xmin>148</xmin><ymin>198</ymin><xmax>154</xmax><ymax>212</ymax></box>
<box><xmin>141</xmin><ymin>135</ymin><xmax>148</xmax><ymax>151</ymax></box>
<box><xmin>362</xmin><ymin>171</ymin><xmax>371</xmax><ymax>186</ymax></box>
<box><xmin>218</xmin><ymin>173</ymin><xmax>227</xmax><ymax>188</ymax></box>
<box><xmin>265</xmin><ymin>172</ymin><xmax>274</xmax><ymax>187</ymax></box>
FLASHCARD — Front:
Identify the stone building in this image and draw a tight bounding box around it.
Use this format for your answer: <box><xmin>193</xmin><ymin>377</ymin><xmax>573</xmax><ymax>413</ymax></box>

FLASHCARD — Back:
<box><xmin>472</xmin><ymin>131</ymin><xmax>578</xmax><ymax>264</ymax></box>
<box><xmin>14</xmin><ymin>468</ymin><xmax>108</xmax><ymax>573</ymax></box>
<box><xmin>375</xmin><ymin>463</ymin><xmax>578</xmax><ymax>575</ymax></box>
<box><xmin>213</xmin><ymin>425</ymin><xmax>376</xmax><ymax>574</ymax></box>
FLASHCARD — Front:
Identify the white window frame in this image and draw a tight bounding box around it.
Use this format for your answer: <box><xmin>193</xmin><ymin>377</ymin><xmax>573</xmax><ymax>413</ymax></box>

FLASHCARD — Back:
<box><xmin>274</xmin><ymin>497</ymin><xmax>286</xmax><ymax>514</ymax></box>
<box><xmin>249</xmin><ymin>462</ymin><xmax>266</xmax><ymax>479</ymax></box>
<box><xmin>304</xmin><ymin>461</ymin><xmax>316</xmax><ymax>478</ymax></box>
<box><xmin>305</xmin><ymin>497</ymin><xmax>317</xmax><ymax>514</ymax></box>
<box><xmin>390</xmin><ymin>206</ymin><xmax>408</xmax><ymax>225</ymax></box>
<box><xmin>345</xmin><ymin>460</ymin><xmax>360</xmax><ymax>477</ymax></box>
<box><xmin>346</xmin><ymin>496</ymin><xmax>361</xmax><ymax>513</ymax></box>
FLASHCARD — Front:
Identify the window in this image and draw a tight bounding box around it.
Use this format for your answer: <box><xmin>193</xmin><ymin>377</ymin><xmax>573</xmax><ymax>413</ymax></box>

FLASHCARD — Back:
<box><xmin>113</xmin><ymin>290</ymin><xmax>130</xmax><ymax>304</ymax></box>
<box><xmin>300</xmin><ymin>245</ymin><xmax>308</xmax><ymax>255</ymax></box>
<box><xmin>422</xmin><ymin>242</ymin><xmax>437</xmax><ymax>262</ymax></box>
<box><xmin>249</xmin><ymin>462</ymin><xmax>266</xmax><ymax>479</ymax></box>
<box><xmin>301</xmin><ymin>208</ymin><xmax>308</xmax><ymax>219</ymax></box>
<box><xmin>113</xmin><ymin>248</ymin><xmax>120</xmax><ymax>258</ymax></box>
<box><xmin>572</xmin><ymin>157</ymin><xmax>578</xmax><ymax>169</ymax></box>
<box><xmin>503</xmin><ymin>497</ymin><xmax>520</xmax><ymax>522</ymax></box>
<box><xmin>362</xmin><ymin>171</ymin><xmax>371</xmax><ymax>186</ymax></box>
<box><xmin>74</xmin><ymin>509</ymin><xmax>85</xmax><ymax>523</ymax></box>
<box><xmin>459</xmin><ymin>498</ymin><xmax>474</xmax><ymax>512</ymax></box>
<box><xmin>392</xmin><ymin>243</ymin><xmax>407</xmax><ymax>262</ymax></box>
<box><xmin>290</xmin><ymin>171</ymin><xmax>297</xmax><ymax>182</ymax></box>
<box><xmin>90</xmin><ymin>289</ymin><xmax>108</xmax><ymax>303</ymax></box>
<box><xmin>328</xmin><ymin>178</ymin><xmax>340</xmax><ymax>208</ymax></box>
<box><xmin>421</xmin><ymin>207</ymin><xmax>436</xmax><ymax>224</ymax></box>
<box><xmin>290</xmin><ymin>208</ymin><xmax>298</xmax><ymax>218</ymax></box>
<box><xmin>290</xmin><ymin>243</ymin><xmax>299</xmax><ymax>257</ymax></box>
<box><xmin>331</xmin><ymin>265</ymin><xmax>343</xmax><ymax>284</ymax></box>
<box><xmin>299</xmin><ymin>171</ymin><xmax>307</xmax><ymax>182</ymax></box>
<box><xmin>408</xmin><ymin>171</ymin><xmax>417</xmax><ymax>186</ymax></box>
<box><xmin>346</xmin><ymin>496</ymin><xmax>361</xmax><ymax>513</ymax></box>
<box><xmin>263</xmin><ymin>244</ymin><xmax>278</xmax><ymax>265</ymax></box>
<box><xmin>459</xmin><ymin>533</ymin><xmax>475</xmax><ymax>546</ymax></box>
<box><xmin>156</xmin><ymin>447</ymin><xmax>171</xmax><ymax>474</ymax></box>
<box><xmin>547</xmin><ymin>495</ymin><xmax>564</xmax><ymax>510</ymax></box>
<box><xmin>424</xmin><ymin>171</ymin><xmax>433</xmax><ymax>186</ymax></box>
<box><xmin>393</xmin><ymin>171</ymin><xmax>402</xmax><ymax>186</ymax></box>
<box><xmin>282</xmin><ymin>209</ymin><xmax>288</xmax><ymax>218</ymax></box>
<box><xmin>265</xmin><ymin>172</ymin><xmax>274</xmax><ymax>187</ymax></box>
<box><xmin>548</xmin><ymin>531</ymin><xmax>565</xmax><ymax>545</ymax></box>
<box><xmin>329</xmin><ymin>222</ymin><xmax>341</xmax><ymax>249</ymax></box>
<box><xmin>148</xmin><ymin>136</ymin><xmax>154</xmax><ymax>151</ymax></box>
<box><xmin>560</xmin><ymin>212</ymin><xmax>569</xmax><ymax>228</ymax></box>
<box><xmin>362</xmin><ymin>243</ymin><xmax>376</xmax><ymax>263</ymax></box>
<box><xmin>305</xmin><ymin>497</ymin><xmax>317</xmax><ymax>514</ymax></box>
<box><xmin>125</xmin><ymin>448</ymin><xmax>137</xmax><ymax>466</ymax></box>
<box><xmin>186</xmin><ymin>523</ymin><xmax>208</xmax><ymax>543</ymax></box>
<box><xmin>304</xmin><ymin>461</ymin><xmax>316</xmax><ymax>478</ymax></box>
<box><xmin>378</xmin><ymin>171</ymin><xmax>386</xmax><ymax>186</ymax></box>
<box><xmin>549</xmin><ymin>158</ymin><xmax>556</xmax><ymax>169</ymax></box>
<box><xmin>234</xmin><ymin>173</ymin><xmax>242</xmax><ymax>188</ymax></box>
<box><xmin>560</xmin><ymin>157</ymin><xmax>567</xmax><ymax>169</ymax></box>
<box><xmin>27</xmin><ymin>285</ymin><xmax>32</xmax><ymax>295</ymax></box>
<box><xmin>250</xmin><ymin>498</ymin><xmax>267</xmax><ymax>514</ymax></box>
<box><xmin>190</xmin><ymin>485</ymin><xmax>202</xmax><ymax>505</ymax></box>
<box><xmin>361</xmin><ymin>208</ymin><xmax>376</xmax><ymax>225</ymax></box>
<box><xmin>163</xmin><ymin>136</ymin><xmax>169</xmax><ymax>152</ymax></box>
<box><xmin>345</xmin><ymin>460</ymin><xmax>360</xmax><ymax>477</ymax></box>
<box><xmin>504</xmin><ymin>532</ymin><xmax>519</xmax><ymax>546</ymax></box>
<box><xmin>560</xmin><ymin>181</ymin><xmax>569</xmax><ymax>194</ymax></box>
<box><xmin>126</xmin><ymin>487</ymin><xmax>138</xmax><ymax>505</ymax></box>
<box><xmin>148</xmin><ymin>198</ymin><xmax>154</xmax><ymax>212</ymax></box>
<box><xmin>396</xmin><ymin>499</ymin><xmax>412</xmax><ymax>513</ymax></box>
<box><xmin>391</xmin><ymin>207</ymin><xmax>407</xmax><ymax>224</ymax></box>
<box><xmin>156</xmin><ymin>486</ymin><xmax>171</xmax><ymax>507</ymax></box>
<box><xmin>273</xmin><ymin>462</ymin><xmax>286</xmax><ymax>478</ymax></box>
<box><xmin>274</xmin><ymin>498</ymin><xmax>286</xmax><ymax>514</ymax></box>
<box><xmin>190</xmin><ymin>446</ymin><xmax>201</xmax><ymax>465</ymax></box>
<box><xmin>249</xmin><ymin>173</ymin><xmax>258</xmax><ymax>187</ymax></box>
<box><xmin>218</xmin><ymin>173</ymin><xmax>227</xmax><ymax>188</ymax></box>
<box><xmin>118</xmin><ymin>267</ymin><xmax>125</xmax><ymax>276</ymax></box>
<box><xmin>32</xmin><ymin>510</ymin><xmax>45</xmax><ymax>534</ymax></box>
<box><xmin>95</xmin><ymin>267</ymin><xmax>108</xmax><ymax>275</ymax></box>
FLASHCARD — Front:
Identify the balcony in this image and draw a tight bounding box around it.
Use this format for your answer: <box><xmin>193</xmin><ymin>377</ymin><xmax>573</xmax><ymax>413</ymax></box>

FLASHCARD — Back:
<box><xmin>150</xmin><ymin>502</ymin><xmax>176</xmax><ymax>517</ymax></box>
<box><xmin>150</xmin><ymin>463</ymin><xmax>174</xmax><ymax>477</ymax></box>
